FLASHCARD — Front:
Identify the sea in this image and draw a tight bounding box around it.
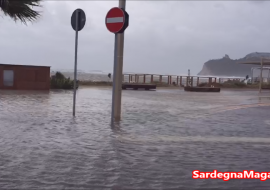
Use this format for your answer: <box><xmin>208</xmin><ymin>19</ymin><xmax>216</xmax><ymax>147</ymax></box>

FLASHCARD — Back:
<box><xmin>51</xmin><ymin>70</ymin><xmax>247</xmax><ymax>84</ymax></box>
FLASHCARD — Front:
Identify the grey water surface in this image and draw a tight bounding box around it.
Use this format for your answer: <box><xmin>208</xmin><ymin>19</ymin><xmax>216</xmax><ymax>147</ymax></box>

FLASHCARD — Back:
<box><xmin>1</xmin><ymin>88</ymin><xmax>270</xmax><ymax>189</ymax></box>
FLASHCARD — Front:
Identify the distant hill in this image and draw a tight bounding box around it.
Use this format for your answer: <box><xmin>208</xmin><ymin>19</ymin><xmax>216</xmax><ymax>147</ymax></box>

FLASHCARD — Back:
<box><xmin>197</xmin><ymin>52</ymin><xmax>270</xmax><ymax>77</ymax></box>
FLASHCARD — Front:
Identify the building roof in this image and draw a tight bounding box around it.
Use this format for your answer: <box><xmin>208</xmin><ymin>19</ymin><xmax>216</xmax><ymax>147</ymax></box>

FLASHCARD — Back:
<box><xmin>0</xmin><ymin>63</ymin><xmax>50</xmax><ymax>68</ymax></box>
<box><xmin>251</xmin><ymin>67</ymin><xmax>270</xmax><ymax>69</ymax></box>
<box><xmin>238</xmin><ymin>59</ymin><xmax>270</xmax><ymax>65</ymax></box>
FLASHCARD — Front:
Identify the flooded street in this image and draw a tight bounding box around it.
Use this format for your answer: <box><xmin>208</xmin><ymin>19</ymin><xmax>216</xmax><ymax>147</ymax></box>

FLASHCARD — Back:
<box><xmin>1</xmin><ymin>88</ymin><xmax>270</xmax><ymax>189</ymax></box>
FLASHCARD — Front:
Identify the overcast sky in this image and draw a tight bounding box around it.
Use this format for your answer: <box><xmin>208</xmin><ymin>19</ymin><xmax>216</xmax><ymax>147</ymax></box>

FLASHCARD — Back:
<box><xmin>1</xmin><ymin>1</ymin><xmax>270</xmax><ymax>75</ymax></box>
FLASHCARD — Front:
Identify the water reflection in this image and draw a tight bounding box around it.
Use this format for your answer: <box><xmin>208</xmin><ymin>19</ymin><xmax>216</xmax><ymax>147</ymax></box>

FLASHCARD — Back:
<box><xmin>0</xmin><ymin>88</ymin><xmax>270</xmax><ymax>189</ymax></box>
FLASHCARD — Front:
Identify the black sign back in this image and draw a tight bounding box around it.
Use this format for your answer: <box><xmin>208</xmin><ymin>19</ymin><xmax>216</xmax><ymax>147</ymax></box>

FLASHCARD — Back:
<box><xmin>71</xmin><ymin>9</ymin><xmax>86</xmax><ymax>31</ymax></box>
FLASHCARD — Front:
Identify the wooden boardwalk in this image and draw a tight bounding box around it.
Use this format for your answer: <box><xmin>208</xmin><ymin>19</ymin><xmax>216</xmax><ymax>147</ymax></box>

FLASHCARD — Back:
<box><xmin>122</xmin><ymin>73</ymin><xmax>244</xmax><ymax>87</ymax></box>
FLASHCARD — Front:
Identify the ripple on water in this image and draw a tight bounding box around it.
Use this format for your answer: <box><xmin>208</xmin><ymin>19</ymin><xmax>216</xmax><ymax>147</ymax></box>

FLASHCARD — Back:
<box><xmin>1</xmin><ymin>89</ymin><xmax>270</xmax><ymax>189</ymax></box>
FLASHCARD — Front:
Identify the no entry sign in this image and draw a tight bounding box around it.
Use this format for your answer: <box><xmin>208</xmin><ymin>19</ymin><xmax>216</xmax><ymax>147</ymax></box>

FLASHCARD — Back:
<box><xmin>105</xmin><ymin>7</ymin><xmax>129</xmax><ymax>33</ymax></box>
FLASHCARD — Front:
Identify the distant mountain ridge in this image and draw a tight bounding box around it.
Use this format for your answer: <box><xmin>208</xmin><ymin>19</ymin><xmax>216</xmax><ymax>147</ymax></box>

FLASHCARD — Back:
<box><xmin>198</xmin><ymin>52</ymin><xmax>270</xmax><ymax>77</ymax></box>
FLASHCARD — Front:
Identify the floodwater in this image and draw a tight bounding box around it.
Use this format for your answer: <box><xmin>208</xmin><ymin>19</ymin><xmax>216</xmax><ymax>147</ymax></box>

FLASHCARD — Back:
<box><xmin>1</xmin><ymin>88</ymin><xmax>270</xmax><ymax>189</ymax></box>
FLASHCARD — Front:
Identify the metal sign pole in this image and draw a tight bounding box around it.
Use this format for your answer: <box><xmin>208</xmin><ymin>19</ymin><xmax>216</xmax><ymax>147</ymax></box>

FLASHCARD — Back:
<box><xmin>106</xmin><ymin>2</ymin><xmax>128</xmax><ymax>124</ymax></box>
<box><xmin>259</xmin><ymin>58</ymin><xmax>263</xmax><ymax>93</ymax></box>
<box><xmin>113</xmin><ymin>0</ymin><xmax>126</xmax><ymax>123</ymax></box>
<box><xmin>111</xmin><ymin>34</ymin><xmax>118</xmax><ymax>124</ymax></box>
<box><xmin>73</xmin><ymin>11</ymin><xmax>79</xmax><ymax>116</ymax></box>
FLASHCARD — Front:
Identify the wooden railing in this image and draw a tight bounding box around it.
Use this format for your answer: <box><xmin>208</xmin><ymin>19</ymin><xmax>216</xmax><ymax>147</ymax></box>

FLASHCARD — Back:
<box><xmin>122</xmin><ymin>74</ymin><xmax>245</xmax><ymax>87</ymax></box>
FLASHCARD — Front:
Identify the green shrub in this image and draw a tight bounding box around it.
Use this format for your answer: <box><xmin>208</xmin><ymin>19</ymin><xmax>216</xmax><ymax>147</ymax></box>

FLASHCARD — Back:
<box><xmin>198</xmin><ymin>80</ymin><xmax>247</xmax><ymax>88</ymax></box>
<box><xmin>79</xmin><ymin>80</ymin><xmax>112</xmax><ymax>86</ymax></box>
<box><xmin>221</xmin><ymin>80</ymin><xmax>246</xmax><ymax>88</ymax></box>
<box><xmin>50</xmin><ymin>72</ymin><xmax>76</xmax><ymax>89</ymax></box>
<box><xmin>198</xmin><ymin>82</ymin><xmax>208</xmax><ymax>87</ymax></box>
<box><xmin>151</xmin><ymin>81</ymin><xmax>170</xmax><ymax>87</ymax></box>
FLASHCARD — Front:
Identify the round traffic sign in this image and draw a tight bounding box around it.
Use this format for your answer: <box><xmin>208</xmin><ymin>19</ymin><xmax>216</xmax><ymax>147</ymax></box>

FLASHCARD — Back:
<box><xmin>105</xmin><ymin>7</ymin><xmax>129</xmax><ymax>33</ymax></box>
<box><xmin>71</xmin><ymin>9</ymin><xmax>86</xmax><ymax>31</ymax></box>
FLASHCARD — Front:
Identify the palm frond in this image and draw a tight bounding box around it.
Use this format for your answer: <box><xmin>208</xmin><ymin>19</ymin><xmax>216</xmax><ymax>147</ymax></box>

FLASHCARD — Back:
<box><xmin>0</xmin><ymin>0</ymin><xmax>41</xmax><ymax>24</ymax></box>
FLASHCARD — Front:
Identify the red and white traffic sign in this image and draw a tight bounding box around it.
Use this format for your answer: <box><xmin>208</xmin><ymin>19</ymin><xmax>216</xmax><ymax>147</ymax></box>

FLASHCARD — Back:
<box><xmin>105</xmin><ymin>7</ymin><xmax>129</xmax><ymax>34</ymax></box>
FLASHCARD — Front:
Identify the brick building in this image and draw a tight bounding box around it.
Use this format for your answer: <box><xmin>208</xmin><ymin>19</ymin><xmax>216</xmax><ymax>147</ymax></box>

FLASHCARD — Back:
<box><xmin>0</xmin><ymin>64</ymin><xmax>50</xmax><ymax>90</ymax></box>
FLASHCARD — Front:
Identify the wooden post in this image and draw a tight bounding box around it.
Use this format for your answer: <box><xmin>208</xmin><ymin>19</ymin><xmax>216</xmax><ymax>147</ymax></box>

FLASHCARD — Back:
<box><xmin>177</xmin><ymin>76</ymin><xmax>179</xmax><ymax>85</ymax></box>
<box><xmin>160</xmin><ymin>75</ymin><xmax>162</xmax><ymax>83</ymax></box>
<box><xmin>143</xmin><ymin>74</ymin><xmax>146</xmax><ymax>83</ymax></box>
<box><xmin>186</xmin><ymin>76</ymin><xmax>189</xmax><ymax>86</ymax></box>
<box><xmin>191</xmin><ymin>77</ymin><xmax>193</xmax><ymax>87</ymax></box>
<box><xmin>197</xmin><ymin>77</ymin><xmax>199</xmax><ymax>86</ymax></box>
<box><xmin>180</xmin><ymin>76</ymin><xmax>182</xmax><ymax>86</ymax></box>
<box><xmin>167</xmin><ymin>76</ymin><xmax>170</xmax><ymax>84</ymax></box>
<box><xmin>209</xmin><ymin>77</ymin><xmax>212</xmax><ymax>85</ymax></box>
<box><xmin>151</xmin><ymin>75</ymin><xmax>153</xmax><ymax>83</ymax></box>
<box><xmin>214</xmin><ymin>78</ymin><xmax>217</xmax><ymax>83</ymax></box>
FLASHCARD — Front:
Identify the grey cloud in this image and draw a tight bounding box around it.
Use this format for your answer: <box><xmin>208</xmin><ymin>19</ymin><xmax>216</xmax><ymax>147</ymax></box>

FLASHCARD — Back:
<box><xmin>1</xmin><ymin>1</ymin><xmax>270</xmax><ymax>75</ymax></box>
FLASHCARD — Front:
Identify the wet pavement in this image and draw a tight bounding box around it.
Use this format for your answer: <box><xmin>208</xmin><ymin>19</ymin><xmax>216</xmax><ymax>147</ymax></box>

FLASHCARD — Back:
<box><xmin>1</xmin><ymin>88</ymin><xmax>270</xmax><ymax>189</ymax></box>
